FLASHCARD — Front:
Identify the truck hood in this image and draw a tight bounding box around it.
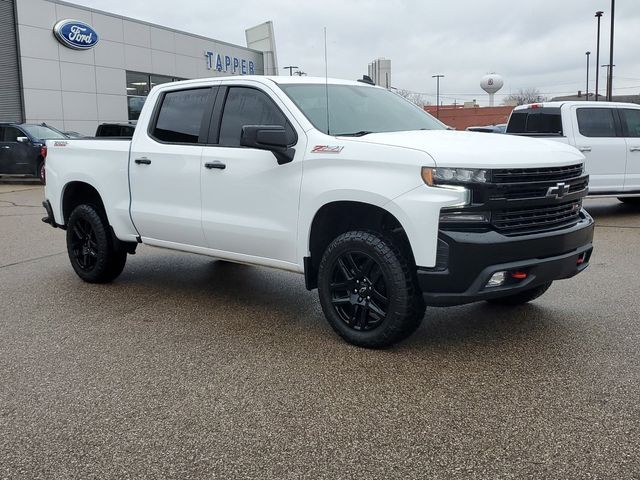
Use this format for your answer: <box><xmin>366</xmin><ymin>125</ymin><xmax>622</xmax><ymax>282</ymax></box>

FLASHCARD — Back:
<box><xmin>347</xmin><ymin>130</ymin><xmax>584</xmax><ymax>169</ymax></box>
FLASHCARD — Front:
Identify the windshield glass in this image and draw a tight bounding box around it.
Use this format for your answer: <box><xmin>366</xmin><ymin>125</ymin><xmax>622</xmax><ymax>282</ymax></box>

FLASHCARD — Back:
<box><xmin>21</xmin><ymin>125</ymin><xmax>68</xmax><ymax>140</ymax></box>
<box><xmin>279</xmin><ymin>84</ymin><xmax>445</xmax><ymax>135</ymax></box>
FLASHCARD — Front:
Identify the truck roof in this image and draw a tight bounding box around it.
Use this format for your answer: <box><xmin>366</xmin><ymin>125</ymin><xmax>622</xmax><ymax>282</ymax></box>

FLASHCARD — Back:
<box><xmin>514</xmin><ymin>101</ymin><xmax>640</xmax><ymax>110</ymax></box>
<box><xmin>159</xmin><ymin>75</ymin><xmax>378</xmax><ymax>90</ymax></box>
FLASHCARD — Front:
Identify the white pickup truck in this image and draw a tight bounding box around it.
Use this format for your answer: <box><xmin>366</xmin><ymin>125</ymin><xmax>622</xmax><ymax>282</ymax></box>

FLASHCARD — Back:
<box><xmin>43</xmin><ymin>76</ymin><xmax>594</xmax><ymax>348</ymax></box>
<box><xmin>506</xmin><ymin>101</ymin><xmax>640</xmax><ymax>204</ymax></box>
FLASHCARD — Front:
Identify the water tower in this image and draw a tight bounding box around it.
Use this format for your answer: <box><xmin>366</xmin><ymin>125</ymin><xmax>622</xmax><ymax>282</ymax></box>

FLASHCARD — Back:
<box><xmin>480</xmin><ymin>73</ymin><xmax>504</xmax><ymax>106</ymax></box>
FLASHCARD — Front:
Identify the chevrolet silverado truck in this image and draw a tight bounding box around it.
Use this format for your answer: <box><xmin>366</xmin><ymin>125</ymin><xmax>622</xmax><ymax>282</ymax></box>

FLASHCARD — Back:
<box><xmin>42</xmin><ymin>76</ymin><xmax>594</xmax><ymax>348</ymax></box>
<box><xmin>506</xmin><ymin>101</ymin><xmax>640</xmax><ymax>205</ymax></box>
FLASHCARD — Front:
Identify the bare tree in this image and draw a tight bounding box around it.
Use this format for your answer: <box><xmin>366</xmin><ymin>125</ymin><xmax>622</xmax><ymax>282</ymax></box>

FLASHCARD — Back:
<box><xmin>394</xmin><ymin>88</ymin><xmax>427</xmax><ymax>107</ymax></box>
<box><xmin>503</xmin><ymin>88</ymin><xmax>548</xmax><ymax>106</ymax></box>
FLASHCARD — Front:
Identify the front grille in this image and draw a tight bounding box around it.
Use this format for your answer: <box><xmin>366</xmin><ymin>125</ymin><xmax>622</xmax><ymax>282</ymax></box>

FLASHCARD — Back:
<box><xmin>488</xmin><ymin>176</ymin><xmax>589</xmax><ymax>201</ymax></box>
<box><xmin>492</xmin><ymin>200</ymin><xmax>582</xmax><ymax>234</ymax></box>
<box><xmin>492</xmin><ymin>163</ymin><xmax>583</xmax><ymax>184</ymax></box>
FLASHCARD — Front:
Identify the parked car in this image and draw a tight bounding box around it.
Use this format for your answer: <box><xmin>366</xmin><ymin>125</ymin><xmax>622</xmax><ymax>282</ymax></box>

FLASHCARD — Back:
<box><xmin>466</xmin><ymin>124</ymin><xmax>507</xmax><ymax>133</ymax></box>
<box><xmin>95</xmin><ymin>122</ymin><xmax>136</xmax><ymax>138</ymax></box>
<box><xmin>43</xmin><ymin>76</ymin><xmax>593</xmax><ymax>348</ymax></box>
<box><xmin>506</xmin><ymin>101</ymin><xmax>640</xmax><ymax>205</ymax></box>
<box><xmin>0</xmin><ymin>123</ymin><xmax>68</xmax><ymax>184</ymax></box>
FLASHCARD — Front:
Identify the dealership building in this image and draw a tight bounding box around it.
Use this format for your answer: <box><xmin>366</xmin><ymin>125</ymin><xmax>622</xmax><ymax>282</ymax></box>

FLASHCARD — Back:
<box><xmin>0</xmin><ymin>0</ymin><xmax>278</xmax><ymax>135</ymax></box>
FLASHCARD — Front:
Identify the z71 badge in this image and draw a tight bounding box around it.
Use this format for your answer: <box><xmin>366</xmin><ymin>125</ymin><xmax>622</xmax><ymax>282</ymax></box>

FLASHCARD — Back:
<box><xmin>311</xmin><ymin>145</ymin><xmax>344</xmax><ymax>154</ymax></box>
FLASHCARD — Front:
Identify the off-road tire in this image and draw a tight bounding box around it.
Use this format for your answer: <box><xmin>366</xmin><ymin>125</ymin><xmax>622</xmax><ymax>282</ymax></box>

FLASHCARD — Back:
<box><xmin>66</xmin><ymin>204</ymin><xmax>127</xmax><ymax>283</ymax></box>
<box><xmin>317</xmin><ymin>230</ymin><xmax>425</xmax><ymax>348</ymax></box>
<box><xmin>486</xmin><ymin>282</ymin><xmax>552</xmax><ymax>306</ymax></box>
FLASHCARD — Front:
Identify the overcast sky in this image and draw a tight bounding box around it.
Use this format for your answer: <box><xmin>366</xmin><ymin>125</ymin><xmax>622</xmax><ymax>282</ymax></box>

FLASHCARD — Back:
<box><xmin>72</xmin><ymin>0</ymin><xmax>640</xmax><ymax>105</ymax></box>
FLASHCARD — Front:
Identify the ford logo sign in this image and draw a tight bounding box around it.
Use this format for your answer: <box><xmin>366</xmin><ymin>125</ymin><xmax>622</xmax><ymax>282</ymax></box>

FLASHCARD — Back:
<box><xmin>53</xmin><ymin>19</ymin><xmax>99</xmax><ymax>50</ymax></box>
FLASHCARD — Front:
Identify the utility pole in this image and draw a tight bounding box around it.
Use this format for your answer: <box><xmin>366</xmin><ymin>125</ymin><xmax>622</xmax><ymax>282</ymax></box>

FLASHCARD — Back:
<box><xmin>432</xmin><ymin>74</ymin><xmax>444</xmax><ymax>119</ymax></box>
<box><xmin>283</xmin><ymin>66</ymin><xmax>298</xmax><ymax>76</ymax></box>
<box><xmin>595</xmin><ymin>11</ymin><xmax>604</xmax><ymax>101</ymax></box>
<box><xmin>586</xmin><ymin>51</ymin><xmax>591</xmax><ymax>101</ymax></box>
<box><xmin>602</xmin><ymin>64</ymin><xmax>614</xmax><ymax>100</ymax></box>
<box><xmin>607</xmin><ymin>0</ymin><xmax>615</xmax><ymax>101</ymax></box>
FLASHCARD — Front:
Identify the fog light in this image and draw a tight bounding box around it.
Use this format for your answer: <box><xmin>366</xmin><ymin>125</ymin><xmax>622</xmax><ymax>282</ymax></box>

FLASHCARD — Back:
<box><xmin>486</xmin><ymin>271</ymin><xmax>507</xmax><ymax>288</ymax></box>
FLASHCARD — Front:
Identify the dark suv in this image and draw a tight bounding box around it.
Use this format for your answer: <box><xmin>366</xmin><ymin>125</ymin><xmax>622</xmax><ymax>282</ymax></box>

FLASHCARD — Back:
<box><xmin>0</xmin><ymin>123</ymin><xmax>68</xmax><ymax>184</ymax></box>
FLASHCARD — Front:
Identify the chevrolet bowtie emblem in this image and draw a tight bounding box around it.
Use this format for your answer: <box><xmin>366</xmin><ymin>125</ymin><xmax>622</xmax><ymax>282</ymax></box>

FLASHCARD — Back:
<box><xmin>546</xmin><ymin>182</ymin><xmax>571</xmax><ymax>199</ymax></box>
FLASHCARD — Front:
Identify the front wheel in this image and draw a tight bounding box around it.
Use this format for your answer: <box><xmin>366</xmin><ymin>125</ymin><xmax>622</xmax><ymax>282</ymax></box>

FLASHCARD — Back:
<box><xmin>317</xmin><ymin>231</ymin><xmax>425</xmax><ymax>349</ymax></box>
<box><xmin>66</xmin><ymin>204</ymin><xmax>127</xmax><ymax>283</ymax></box>
<box><xmin>485</xmin><ymin>282</ymin><xmax>552</xmax><ymax>306</ymax></box>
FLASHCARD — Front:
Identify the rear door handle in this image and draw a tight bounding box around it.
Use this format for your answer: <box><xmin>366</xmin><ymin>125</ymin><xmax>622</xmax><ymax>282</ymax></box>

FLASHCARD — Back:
<box><xmin>134</xmin><ymin>158</ymin><xmax>151</xmax><ymax>165</ymax></box>
<box><xmin>577</xmin><ymin>146</ymin><xmax>592</xmax><ymax>152</ymax></box>
<box><xmin>1</xmin><ymin>146</ymin><xmax>10</xmax><ymax>149</ymax></box>
<box><xmin>630</xmin><ymin>146</ymin><xmax>640</xmax><ymax>152</ymax></box>
<box><xmin>204</xmin><ymin>161</ymin><xmax>226</xmax><ymax>170</ymax></box>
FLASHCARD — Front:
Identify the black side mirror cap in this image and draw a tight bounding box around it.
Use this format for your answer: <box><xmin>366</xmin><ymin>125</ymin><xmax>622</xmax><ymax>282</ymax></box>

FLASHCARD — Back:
<box><xmin>240</xmin><ymin>125</ymin><xmax>295</xmax><ymax>165</ymax></box>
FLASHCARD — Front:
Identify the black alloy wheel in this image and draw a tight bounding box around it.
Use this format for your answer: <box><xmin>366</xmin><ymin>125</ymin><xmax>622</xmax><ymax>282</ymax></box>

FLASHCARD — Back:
<box><xmin>69</xmin><ymin>217</ymin><xmax>99</xmax><ymax>271</ymax></box>
<box><xmin>318</xmin><ymin>231</ymin><xmax>425</xmax><ymax>348</ymax></box>
<box><xmin>329</xmin><ymin>251</ymin><xmax>389</xmax><ymax>332</ymax></box>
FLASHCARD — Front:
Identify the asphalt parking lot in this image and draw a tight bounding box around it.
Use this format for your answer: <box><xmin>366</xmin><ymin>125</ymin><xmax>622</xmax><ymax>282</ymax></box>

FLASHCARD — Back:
<box><xmin>1</xmin><ymin>183</ymin><xmax>639</xmax><ymax>479</ymax></box>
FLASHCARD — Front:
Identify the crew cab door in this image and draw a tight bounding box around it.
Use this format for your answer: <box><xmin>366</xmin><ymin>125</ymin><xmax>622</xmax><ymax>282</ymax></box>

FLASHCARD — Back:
<box><xmin>619</xmin><ymin>108</ymin><xmax>640</xmax><ymax>192</ymax></box>
<box><xmin>129</xmin><ymin>85</ymin><xmax>217</xmax><ymax>247</ymax></box>
<box><xmin>200</xmin><ymin>84</ymin><xmax>304</xmax><ymax>265</ymax></box>
<box><xmin>571</xmin><ymin>106</ymin><xmax>627</xmax><ymax>192</ymax></box>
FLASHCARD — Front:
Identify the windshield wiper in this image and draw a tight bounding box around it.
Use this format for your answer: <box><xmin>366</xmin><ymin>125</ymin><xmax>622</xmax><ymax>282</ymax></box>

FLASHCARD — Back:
<box><xmin>334</xmin><ymin>131</ymin><xmax>373</xmax><ymax>137</ymax></box>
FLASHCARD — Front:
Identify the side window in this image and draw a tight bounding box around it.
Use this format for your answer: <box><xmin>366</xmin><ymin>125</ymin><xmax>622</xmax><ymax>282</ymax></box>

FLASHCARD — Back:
<box><xmin>218</xmin><ymin>87</ymin><xmax>296</xmax><ymax>147</ymax></box>
<box><xmin>577</xmin><ymin>108</ymin><xmax>617</xmax><ymax>137</ymax></box>
<box><xmin>3</xmin><ymin>127</ymin><xmax>22</xmax><ymax>142</ymax></box>
<box><xmin>152</xmin><ymin>88</ymin><xmax>211</xmax><ymax>143</ymax></box>
<box><xmin>621</xmin><ymin>109</ymin><xmax>640</xmax><ymax>138</ymax></box>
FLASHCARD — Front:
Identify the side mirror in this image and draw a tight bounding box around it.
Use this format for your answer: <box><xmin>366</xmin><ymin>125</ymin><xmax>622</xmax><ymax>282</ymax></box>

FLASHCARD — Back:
<box><xmin>16</xmin><ymin>136</ymin><xmax>30</xmax><ymax>144</ymax></box>
<box><xmin>240</xmin><ymin>125</ymin><xmax>295</xmax><ymax>165</ymax></box>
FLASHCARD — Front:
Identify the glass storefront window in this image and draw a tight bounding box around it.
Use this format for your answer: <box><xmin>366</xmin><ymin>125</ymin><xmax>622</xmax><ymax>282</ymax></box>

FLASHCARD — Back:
<box><xmin>126</xmin><ymin>71</ymin><xmax>150</xmax><ymax>96</ymax></box>
<box><xmin>126</xmin><ymin>71</ymin><xmax>186</xmax><ymax>120</ymax></box>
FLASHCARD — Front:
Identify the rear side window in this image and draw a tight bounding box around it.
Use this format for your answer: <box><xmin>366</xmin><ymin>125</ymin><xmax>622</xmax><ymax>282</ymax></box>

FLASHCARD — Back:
<box><xmin>152</xmin><ymin>88</ymin><xmax>211</xmax><ymax>143</ymax></box>
<box><xmin>506</xmin><ymin>108</ymin><xmax>563</xmax><ymax>135</ymax></box>
<box><xmin>97</xmin><ymin>125</ymin><xmax>120</xmax><ymax>137</ymax></box>
<box><xmin>218</xmin><ymin>87</ymin><xmax>296</xmax><ymax>147</ymax></box>
<box><xmin>621</xmin><ymin>109</ymin><xmax>640</xmax><ymax>138</ymax></box>
<box><xmin>577</xmin><ymin>108</ymin><xmax>617</xmax><ymax>137</ymax></box>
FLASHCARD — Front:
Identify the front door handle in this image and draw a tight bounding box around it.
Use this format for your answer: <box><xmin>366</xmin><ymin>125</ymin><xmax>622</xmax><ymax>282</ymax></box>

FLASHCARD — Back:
<box><xmin>1</xmin><ymin>146</ymin><xmax>10</xmax><ymax>149</ymax></box>
<box><xmin>134</xmin><ymin>158</ymin><xmax>151</xmax><ymax>165</ymax></box>
<box><xmin>204</xmin><ymin>161</ymin><xmax>226</xmax><ymax>170</ymax></box>
<box><xmin>630</xmin><ymin>146</ymin><xmax>640</xmax><ymax>152</ymax></box>
<box><xmin>577</xmin><ymin>146</ymin><xmax>592</xmax><ymax>152</ymax></box>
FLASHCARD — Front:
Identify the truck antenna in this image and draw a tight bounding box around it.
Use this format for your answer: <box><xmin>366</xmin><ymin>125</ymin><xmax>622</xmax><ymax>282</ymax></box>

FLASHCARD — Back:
<box><xmin>324</xmin><ymin>27</ymin><xmax>330</xmax><ymax>135</ymax></box>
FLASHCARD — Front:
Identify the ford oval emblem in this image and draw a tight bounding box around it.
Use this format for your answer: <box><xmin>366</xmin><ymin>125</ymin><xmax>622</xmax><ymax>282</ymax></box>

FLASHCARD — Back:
<box><xmin>53</xmin><ymin>19</ymin><xmax>99</xmax><ymax>50</ymax></box>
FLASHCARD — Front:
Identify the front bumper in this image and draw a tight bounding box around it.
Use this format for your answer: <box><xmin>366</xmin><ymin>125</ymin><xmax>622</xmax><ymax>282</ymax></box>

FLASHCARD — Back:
<box><xmin>418</xmin><ymin>209</ymin><xmax>594</xmax><ymax>306</ymax></box>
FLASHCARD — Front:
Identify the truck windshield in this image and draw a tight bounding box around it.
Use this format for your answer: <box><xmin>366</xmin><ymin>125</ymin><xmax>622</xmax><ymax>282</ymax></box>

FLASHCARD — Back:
<box><xmin>21</xmin><ymin>125</ymin><xmax>68</xmax><ymax>140</ymax></box>
<box><xmin>279</xmin><ymin>84</ymin><xmax>445</xmax><ymax>135</ymax></box>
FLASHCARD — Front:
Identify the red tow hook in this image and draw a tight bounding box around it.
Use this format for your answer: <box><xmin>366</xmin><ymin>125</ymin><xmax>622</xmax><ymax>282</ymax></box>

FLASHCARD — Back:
<box><xmin>577</xmin><ymin>253</ymin><xmax>586</xmax><ymax>265</ymax></box>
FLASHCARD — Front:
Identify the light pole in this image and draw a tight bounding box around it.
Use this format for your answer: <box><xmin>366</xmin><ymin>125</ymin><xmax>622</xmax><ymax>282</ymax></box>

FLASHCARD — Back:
<box><xmin>607</xmin><ymin>0</ymin><xmax>615</xmax><ymax>101</ymax></box>
<box><xmin>595</xmin><ymin>11</ymin><xmax>604</xmax><ymax>101</ymax></box>
<box><xmin>283</xmin><ymin>66</ymin><xmax>298</xmax><ymax>76</ymax></box>
<box><xmin>585</xmin><ymin>51</ymin><xmax>591</xmax><ymax>101</ymax></box>
<box><xmin>432</xmin><ymin>74</ymin><xmax>444</xmax><ymax>119</ymax></box>
<box><xmin>602</xmin><ymin>64</ymin><xmax>614</xmax><ymax>100</ymax></box>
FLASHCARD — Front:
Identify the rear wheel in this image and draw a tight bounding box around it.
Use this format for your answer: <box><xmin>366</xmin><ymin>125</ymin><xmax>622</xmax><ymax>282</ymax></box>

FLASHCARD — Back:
<box><xmin>618</xmin><ymin>197</ymin><xmax>640</xmax><ymax>206</ymax></box>
<box><xmin>66</xmin><ymin>204</ymin><xmax>127</xmax><ymax>283</ymax></box>
<box><xmin>317</xmin><ymin>231</ymin><xmax>425</xmax><ymax>348</ymax></box>
<box><xmin>38</xmin><ymin>161</ymin><xmax>45</xmax><ymax>185</ymax></box>
<box><xmin>486</xmin><ymin>282</ymin><xmax>552</xmax><ymax>306</ymax></box>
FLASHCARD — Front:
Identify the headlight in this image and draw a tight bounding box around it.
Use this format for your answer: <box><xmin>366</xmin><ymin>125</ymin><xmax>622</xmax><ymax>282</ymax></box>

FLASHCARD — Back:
<box><xmin>422</xmin><ymin>167</ymin><xmax>490</xmax><ymax>186</ymax></box>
